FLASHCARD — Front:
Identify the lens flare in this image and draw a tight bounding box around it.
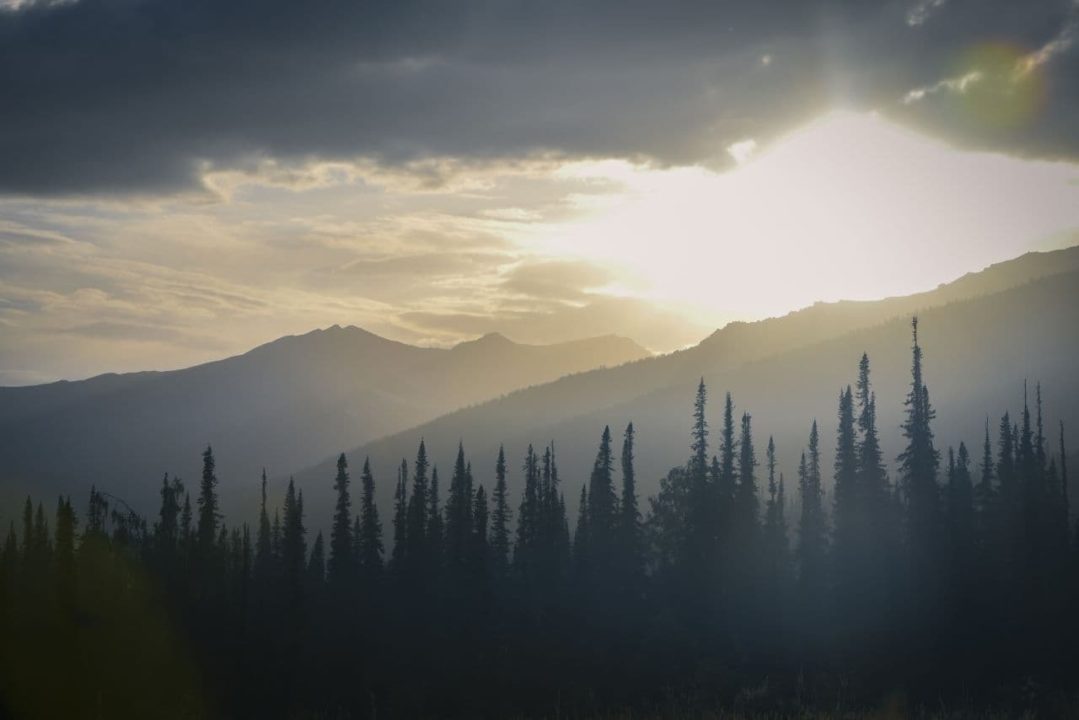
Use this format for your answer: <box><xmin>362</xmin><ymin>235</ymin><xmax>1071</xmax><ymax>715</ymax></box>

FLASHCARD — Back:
<box><xmin>956</xmin><ymin>42</ymin><xmax>1047</xmax><ymax>129</ymax></box>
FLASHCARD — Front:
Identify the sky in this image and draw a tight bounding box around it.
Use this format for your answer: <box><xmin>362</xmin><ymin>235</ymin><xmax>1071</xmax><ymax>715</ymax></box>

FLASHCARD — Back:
<box><xmin>1</xmin><ymin>0</ymin><xmax>1078</xmax><ymax>384</ymax></box>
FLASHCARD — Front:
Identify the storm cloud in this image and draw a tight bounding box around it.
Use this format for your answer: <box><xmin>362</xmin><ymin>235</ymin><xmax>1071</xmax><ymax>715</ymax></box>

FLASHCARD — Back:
<box><xmin>2</xmin><ymin>0</ymin><xmax>1076</xmax><ymax>196</ymax></box>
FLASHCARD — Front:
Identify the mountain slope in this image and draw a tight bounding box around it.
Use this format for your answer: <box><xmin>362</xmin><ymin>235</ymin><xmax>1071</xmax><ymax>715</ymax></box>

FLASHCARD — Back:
<box><xmin>297</xmin><ymin>247</ymin><xmax>1079</xmax><ymax>529</ymax></box>
<box><xmin>0</xmin><ymin>328</ymin><xmax>649</xmax><ymax>513</ymax></box>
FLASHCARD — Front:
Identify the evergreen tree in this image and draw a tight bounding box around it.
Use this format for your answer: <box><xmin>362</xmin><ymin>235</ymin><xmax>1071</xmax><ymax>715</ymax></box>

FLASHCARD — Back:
<box><xmin>587</xmin><ymin>426</ymin><xmax>617</xmax><ymax>574</ymax></box>
<box><xmin>392</xmin><ymin>460</ymin><xmax>408</xmax><ymax>570</ymax></box>
<box><xmin>406</xmin><ymin>441</ymin><xmax>429</xmax><ymax>574</ymax></box>
<box><xmin>155</xmin><ymin>473</ymin><xmax>182</xmax><ymax>555</ymax></box>
<box><xmin>515</xmin><ymin>445</ymin><xmax>540</xmax><ymax>575</ymax></box>
<box><xmin>618</xmin><ymin>422</ymin><xmax>644</xmax><ymax>591</ymax></box>
<box><xmin>471</xmin><ymin>485</ymin><xmax>489</xmax><ymax>580</ymax></box>
<box><xmin>976</xmin><ymin>420</ymin><xmax>995</xmax><ymax>517</ymax></box>
<box><xmin>281</xmin><ymin>479</ymin><xmax>307</xmax><ymax>603</ymax></box>
<box><xmin>573</xmin><ymin>484</ymin><xmax>590</xmax><ymax>579</ymax></box>
<box><xmin>897</xmin><ymin>317</ymin><xmax>941</xmax><ymax>585</ymax></box>
<box><xmin>798</xmin><ymin>422</ymin><xmax>827</xmax><ymax>604</ymax></box>
<box><xmin>763</xmin><ymin>436</ymin><xmax>788</xmax><ymax>578</ymax></box>
<box><xmin>328</xmin><ymin>453</ymin><xmax>353</xmax><ymax>588</ymax></box>
<box><xmin>735</xmin><ymin>410</ymin><xmax>759</xmax><ymax>546</ymax></box>
<box><xmin>357</xmin><ymin>457</ymin><xmax>384</xmax><ymax>582</ymax></box>
<box><xmin>255</xmin><ymin>469</ymin><xmax>272</xmax><ymax>583</ymax></box>
<box><xmin>445</xmin><ymin>443</ymin><xmax>474</xmax><ymax>576</ymax></box>
<box><xmin>832</xmin><ymin>386</ymin><xmax>859</xmax><ymax>603</ymax></box>
<box><xmin>718</xmin><ymin>392</ymin><xmax>738</xmax><ymax>503</ymax></box>
<box><xmin>490</xmin><ymin>445</ymin><xmax>512</xmax><ymax>575</ymax></box>
<box><xmin>427</xmin><ymin>466</ymin><xmax>443</xmax><ymax>572</ymax></box>
<box><xmin>197</xmin><ymin>445</ymin><xmax>221</xmax><ymax>556</ymax></box>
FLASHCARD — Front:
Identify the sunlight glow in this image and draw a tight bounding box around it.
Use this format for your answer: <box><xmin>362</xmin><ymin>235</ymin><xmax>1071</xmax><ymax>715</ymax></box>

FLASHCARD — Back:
<box><xmin>520</xmin><ymin>112</ymin><xmax>1079</xmax><ymax>325</ymax></box>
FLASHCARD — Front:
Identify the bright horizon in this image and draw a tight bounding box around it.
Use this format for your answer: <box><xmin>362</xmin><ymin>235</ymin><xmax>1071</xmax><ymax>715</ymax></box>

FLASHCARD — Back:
<box><xmin>2</xmin><ymin>110</ymin><xmax>1077</xmax><ymax>385</ymax></box>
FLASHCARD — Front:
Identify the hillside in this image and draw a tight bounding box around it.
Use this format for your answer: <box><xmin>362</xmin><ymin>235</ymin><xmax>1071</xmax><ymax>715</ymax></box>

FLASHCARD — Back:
<box><xmin>295</xmin><ymin>247</ymin><xmax>1079</xmax><ymax>529</ymax></box>
<box><xmin>0</xmin><ymin>328</ymin><xmax>649</xmax><ymax>514</ymax></box>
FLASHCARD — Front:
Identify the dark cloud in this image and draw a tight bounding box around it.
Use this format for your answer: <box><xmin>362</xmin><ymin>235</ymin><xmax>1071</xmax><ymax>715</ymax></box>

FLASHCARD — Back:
<box><xmin>0</xmin><ymin>0</ymin><xmax>1076</xmax><ymax>195</ymax></box>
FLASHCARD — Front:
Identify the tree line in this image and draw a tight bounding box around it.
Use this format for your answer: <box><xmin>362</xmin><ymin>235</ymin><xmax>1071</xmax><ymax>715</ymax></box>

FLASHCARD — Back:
<box><xmin>0</xmin><ymin>317</ymin><xmax>1076</xmax><ymax>718</ymax></box>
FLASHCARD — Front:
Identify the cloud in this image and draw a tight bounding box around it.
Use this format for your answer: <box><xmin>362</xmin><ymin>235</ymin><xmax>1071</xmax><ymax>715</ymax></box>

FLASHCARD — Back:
<box><xmin>1</xmin><ymin>0</ymin><xmax>1077</xmax><ymax>196</ymax></box>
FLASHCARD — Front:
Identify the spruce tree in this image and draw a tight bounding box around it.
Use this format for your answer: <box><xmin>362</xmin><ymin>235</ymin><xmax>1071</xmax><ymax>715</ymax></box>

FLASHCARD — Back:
<box><xmin>897</xmin><ymin>317</ymin><xmax>941</xmax><ymax>585</ymax></box>
<box><xmin>328</xmin><ymin>453</ymin><xmax>353</xmax><ymax>588</ymax></box>
<box><xmin>515</xmin><ymin>445</ymin><xmax>540</xmax><ymax>575</ymax></box>
<box><xmin>406</xmin><ymin>441</ymin><xmax>429</xmax><ymax>574</ymax></box>
<box><xmin>573</xmin><ymin>484</ymin><xmax>590</xmax><ymax>579</ymax></box>
<box><xmin>281</xmin><ymin>479</ymin><xmax>307</xmax><ymax>602</ymax></box>
<box><xmin>736</xmin><ymin>410</ymin><xmax>759</xmax><ymax>545</ymax></box>
<box><xmin>427</xmin><ymin>466</ymin><xmax>443</xmax><ymax>573</ymax></box>
<box><xmin>490</xmin><ymin>445</ymin><xmax>512</xmax><ymax>575</ymax></box>
<box><xmin>833</xmin><ymin>386</ymin><xmax>859</xmax><ymax>597</ymax></box>
<box><xmin>255</xmin><ymin>469</ymin><xmax>272</xmax><ymax>582</ymax></box>
<box><xmin>357</xmin><ymin>457</ymin><xmax>384</xmax><ymax>582</ymax></box>
<box><xmin>197</xmin><ymin>445</ymin><xmax>221</xmax><ymax>556</ymax></box>
<box><xmin>445</xmin><ymin>443</ymin><xmax>474</xmax><ymax>576</ymax></box>
<box><xmin>587</xmin><ymin>426</ymin><xmax>617</xmax><ymax>586</ymax></box>
<box><xmin>619</xmin><ymin>422</ymin><xmax>644</xmax><ymax>590</ymax></box>
<box><xmin>391</xmin><ymin>460</ymin><xmax>408</xmax><ymax>570</ymax></box>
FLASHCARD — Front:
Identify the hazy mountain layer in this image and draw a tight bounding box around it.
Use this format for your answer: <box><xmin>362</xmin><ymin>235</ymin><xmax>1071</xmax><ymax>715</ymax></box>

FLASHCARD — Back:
<box><xmin>0</xmin><ymin>329</ymin><xmax>649</xmax><ymax>514</ymax></box>
<box><xmin>296</xmin><ymin>247</ymin><xmax>1079</xmax><ymax>530</ymax></box>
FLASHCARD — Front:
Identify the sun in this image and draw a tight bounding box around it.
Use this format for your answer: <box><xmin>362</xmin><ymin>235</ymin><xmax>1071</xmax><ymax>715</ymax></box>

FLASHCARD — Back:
<box><xmin>526</xmin><ymin>111</ymin><xmax>1079</xmax><ymax>326</ymax></box>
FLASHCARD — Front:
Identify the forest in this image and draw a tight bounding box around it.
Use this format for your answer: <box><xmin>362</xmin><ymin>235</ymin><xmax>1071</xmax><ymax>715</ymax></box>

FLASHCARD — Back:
<box><xmin>1</xmin><ymin>317</ymin><xmax>1075</xmax><ymax>719</ymax></box>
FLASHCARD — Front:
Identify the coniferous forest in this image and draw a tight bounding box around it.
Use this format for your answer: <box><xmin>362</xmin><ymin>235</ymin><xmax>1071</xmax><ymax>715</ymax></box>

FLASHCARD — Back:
<box><xmin>2</xmin><ymin>318</ymin><xmax>1077</xmax><ymax>719</ymax></box>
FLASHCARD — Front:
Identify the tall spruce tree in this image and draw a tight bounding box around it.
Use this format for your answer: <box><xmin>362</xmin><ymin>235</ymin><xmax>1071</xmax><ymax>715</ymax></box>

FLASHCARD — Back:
<box><xmin>196</xmin><ymin>445</ymin><xmax>221</xmax><ymax>556</ymax></box>
<box><xmin>897</xmin><ymin>317</ymin><xmax>941</xmax><ymax>585</ymax></box>
<box><xmin>406</xmin><ymin>441</ymin><xmax>430</xmax><ymax>574</ymax></box>
<box><xmin>619</xmin><ymin>422</ymin><xmax>644</xmax><ymax>591</ymax></box>
<box><xmin>736</xmin><ymin>410</ymin><xmax>759</xmax><ymax>547</ymax></box>
<box><xmin>445</xmin><ymin>443</ymin><xmax>474</xmax><ymax>576</ymax></box>
<box><xmin>490</xmin><ymin>445</ymin><xmax>512</xmax><ymax>575</ymax></box>
<box><xmin>833</xmin><ymin>385</ymin><xmax>859</xmax><ymax>597</ymax></box>
<box><xmin>392</xmin><ymin>460</ymin><xmax>408</xmax><ymax>570</ymax></box>
<box><xmin>328</xmin><ymin>453</ymin><xmax>353</xmax><ymax>587</ymax></box>
<box><xmin>357</xmin><ymin>457</ymin><xmax>384</xmax><ymax>582</ymax></box>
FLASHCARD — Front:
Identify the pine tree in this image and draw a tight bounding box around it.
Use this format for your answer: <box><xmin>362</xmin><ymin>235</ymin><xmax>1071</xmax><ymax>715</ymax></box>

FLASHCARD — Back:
<box><xmin>763</xmin><ymin>436</ymin><xmax>788</xmax><ymax>578</ymax></box>
<box><xmin>897</xmin><ymin>317</ymin><xmax>941</xmax><ymax>584</ymax></box>
<box><xmin>798</xmin><ymin>422</ymin><xmax>827</xmax><ymax>598</ymax></box>
<box><xmin>392</xmin><ymin>460</ymin><xmax>408</xmax><ymax>570</ymax></box>
<box><xmin>281</xmin><ymin>479</ymin><xmax>307</xmax><ymax>602</ymax></box>
<box><xmin>719</xmin><ymin>392</ymin><xmax>738</xmax><ymax>503</ymax></box>
<box><xmin>833</xmin><ymin>386</ymin><xmax>859</xmax><ymax>595</ymax></box>
<box><xmin>735</xmin><ymin>410</ymin><xmax>759</xmax><ymax>546</ymax></box>
<box><xmin>515</xmin><ymin>445</ymin><xmax>540</xmax><ymax>575</ymax></box>
<box><xmin>471</xmin><ymin>485</ymin><xmax>489</xmax><ymax>580</ymax></box>
<box><xmin>490</xmin><ymin>445</ymin><xmax>512</xmax><ymax>575</ymax></box>
<box><xmin>328</xmin><ymin>453</ymin><xmax>353</xmax><ymax>588</ymax></box>
<box><xmin>406</xmin><ymin>441</ymin><xmax>429</xmax><ymax>574</ymax></box>
<box><xmin>427</xmin><ymin>466</ymin><xmax>443</xmax><ymax>572</ymax></box>
<box><xmin>155</xmin><ymin>473</ymin><xmax>182</xmax><ymax>555</ymax></box>
<box><xmin>947</xmin><ymin>443</ymin><xmax>975</xmax><ymax>579</ymax></box>
<box><xmin>976</xmin><ymin>420</ymin><xmax>995</xmax><ymax>517</ymax></box>
<box><xmin>573</xmin><ymin>484</ymin><xmax>590</xmax><ymax>579</ymax></box>
<box><xmin>197</xmin><ymin>445</ymin><xmax>221</xmax><ymax>556</ymax></box>
<box><xmin>619</xmin><ymin>422</ymin><xmax>644</xmax><ymax>591</ymax></box>
<box><xmin>255</xmin><ymin>469</ymin><xmax>272</xmax><ymax>582</ymax></box>
<box><xmin>445</xmin><ymin>443</ymin><xmax>474</xmax><ymax>576</ymax></box>
<box><xmin>357</xmin><ymin>457</ymin><xmax>384</xmax><ymax>582</ymax></box>
<box><xmin>588</xmin><ymin>426</ymin><xmax>617</xmax><ymax>559</ymax></box>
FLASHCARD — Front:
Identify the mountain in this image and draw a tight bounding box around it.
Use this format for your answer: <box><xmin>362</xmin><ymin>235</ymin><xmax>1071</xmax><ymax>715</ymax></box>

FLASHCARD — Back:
<box><xmin>0</xmin><ymin>328</ymin><xmax>649</xmax><ymax>514</ymax></box>
<box><xmin>295</xmin><ymin>246</ymin><xmax>1079</xmax><ymax>530</ymax></box>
